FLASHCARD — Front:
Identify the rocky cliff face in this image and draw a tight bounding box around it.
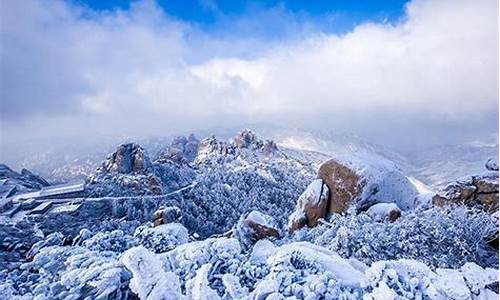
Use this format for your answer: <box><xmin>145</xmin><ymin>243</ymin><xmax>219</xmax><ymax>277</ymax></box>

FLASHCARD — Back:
<box><xmin>86</xmin><ymin>143</ymin><xmax>163</xmax><ymax>196</ymax></box>
<box><xmin>0</xmin><ymin>164</ymin><xmax>50</xmax><ymax>197</ymax></box>
<box><xmin>156</xmin><ymin>134</ymin><xmax>199</xmax><ymax>164</ymax></box>
<box><xmin>101</xmin><ymin>143</ymin><xmax>154</xmax><ymax>174</ymax></box>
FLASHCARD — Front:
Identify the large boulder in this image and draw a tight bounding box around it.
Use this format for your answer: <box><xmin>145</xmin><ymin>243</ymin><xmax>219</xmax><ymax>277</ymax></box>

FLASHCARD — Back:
<box><xmin>288</xmin><ymin>179</ymin><xmax>329</xmax><ymax>232</ymax></box>
<box><xmin>244</xmin><ymin>211</ymin><xmax>279</xmax><ymax>241</ymax></box>
<box><xmin>317</xmin><ymin>159</ymin><xmax>362</xmax><ymax>214</ymax></box>
<box><xmin>236</xmin><ymin>210</ymin><xmax>279</xmax><ymax>247</ymax></box>
<box><xmin>317</xmin><ymin>156</ymin><xmax>419</xmax><ymax>214</ymax></box>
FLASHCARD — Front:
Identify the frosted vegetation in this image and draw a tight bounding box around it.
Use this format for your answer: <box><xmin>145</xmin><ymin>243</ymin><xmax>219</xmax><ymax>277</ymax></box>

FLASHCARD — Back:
<box><xmin>0</xmin><ymin>132</ymin><xmax>498</xmax><ymax>299</ymax></box>
<box><xmin>1</xmin><ymin>206</ymin><xmax>497</xmax><ymax>299</ymax></box>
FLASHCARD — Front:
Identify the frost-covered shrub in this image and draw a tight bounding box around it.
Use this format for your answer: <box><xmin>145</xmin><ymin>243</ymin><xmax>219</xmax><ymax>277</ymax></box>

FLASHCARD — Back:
<box><xmin>26</xmin><ymin>232</ymin><xmax>64</xmax><ymax>258</ymax></box>
<box><xmin>158</xmin><ymin>237</ymin><xmax>243</xmax><ymax>293</ymax></box>
<box><xmin>362</xmin><ymin>260</ymin><xmax>499</xmax><ymax>300</ymax></box>
<box><xmin>83</xmin><ymin>230</ymin><xmax>138</xmax><ymax>252</ymax></box>
<box><xmin>294</xmin><ymin>206</ymin><xmax>498</xmax><ymax>269</ymax></box>
<box><xmin>121</xmin><ymin>246</ymin><xmax>182</xmax><ymax>299</ymax></box>
<box><xmin>134</xmin><ymin>223</ymin><xmax>189</xmax><ymax>253</ymax></box>
<box><xmin>4</xmin><ymin>246</ymin><xmax>131</xmax><ymax>299</ymax></box>
<box><xmin>179</xmin><ymin>157</ymin><xmax>313</xmax><ymax>238</ymax></box>
<box><xmin>248</xmin><ymin>241</ymin><xmax>366</xmax><ymax>300</ymax></box>
<box><xmin>90</xmin><ymin>218</ymin><xmax>142</xmax><ymax>235</ymax></box>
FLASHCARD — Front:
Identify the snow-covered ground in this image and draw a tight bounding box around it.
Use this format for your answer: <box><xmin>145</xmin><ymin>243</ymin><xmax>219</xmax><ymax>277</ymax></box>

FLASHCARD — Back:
<box><xmin>0</xmin><ymin>129</ymin><xmax>498</xmax><ymax>299</ymax></box>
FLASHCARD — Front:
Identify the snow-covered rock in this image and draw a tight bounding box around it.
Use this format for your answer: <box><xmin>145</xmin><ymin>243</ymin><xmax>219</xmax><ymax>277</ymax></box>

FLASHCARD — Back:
<box><xmin>317</xmin><ymin>155</ymin><xmax>419</xmax><ymax>214</ymax></box>
<box><xmin>85</xmin><ymin>143</ymin><xmax>166</xmax><ymax>196</ymax></box>
<box><xmin>268</xmin><ymin>242</ymin><xmax>364</xmax><ymax>286</ymax></box>
<box><xmin>485</xmin><ymin>157</ymin><xmax>499</xmax><ymax>171</ymax></box>
<box><xmin>102</xmin><ymin>143</ymin><xmax>154</xmax><ymax>174</ymax></box>
<box><xmin>433</xmin><ymin>163</ymin><xmax>499</xmax><ymax>213</ymax></box>
<box><xmin>222</xmin><ymin>274</ymin><xmax>249</xmax><ymax>299</ymax></box>
<box><xmin>363</xmin><ymin>259</ymin><xmax>499</xmax><ymax>300</ymax></box>
<box><xmin>366</xmin><ymin>203</ymin><xmax>401</xmax><ymax>222</ymax></box>
<box><xmin>121</xmin><ymin>245</ymin><xmax>182</xmax><ymax>300</ymax></box>
<box><xmin>0</xmin><ymin>164</ymin><xmax>50</xmax><ymax>197</ymax></box>
<box><xmin>250</xmin><ymin>239</ymin><xmax>277</xmax><ymax>265</ymax></box>
<box><xmin>194</xmin><ymin>130</ymin><xmax>282</xmax><ymax>165</ymax></box>
<box><xmin>235</xmin><ymin>211</ymin><xmax>279</xmax><ymax>248</ymax></box>
<box><xmin>288</xmin><ymin>179</ymin><xmax>329</xmax><ymax>232</ymax></box>
<box><xmin>156</xmin><ymin>134</ymin><xmax>199</xmax><ymax>164</ymax></box>
<box><xmin>152</xmin><ymin>206</ymin><xmax>182</xmax><ymax>227</ymax></box>
<box><xmin>243</xmin><ymin>211</ymin><xmax>279</xmax><ymax>240</ymax></box>
<box><xmin>186</xmin><ymin>263</ymin><xmax>220</xmax><ymax>300</ymax></box>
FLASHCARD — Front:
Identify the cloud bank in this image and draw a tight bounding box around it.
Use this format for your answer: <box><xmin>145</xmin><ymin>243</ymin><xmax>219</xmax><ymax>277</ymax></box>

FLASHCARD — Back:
<box><xmin>1</xmin><ymin>0</ymin><xmax>498</xmax><ymax>157</ymax></box>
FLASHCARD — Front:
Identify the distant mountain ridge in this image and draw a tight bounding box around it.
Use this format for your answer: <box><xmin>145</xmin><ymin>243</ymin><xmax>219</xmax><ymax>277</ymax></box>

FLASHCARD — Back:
<box><xmin>5</xmin><ymin>127</ymin><xmax>498</xmax><ymax>188</ymax></box>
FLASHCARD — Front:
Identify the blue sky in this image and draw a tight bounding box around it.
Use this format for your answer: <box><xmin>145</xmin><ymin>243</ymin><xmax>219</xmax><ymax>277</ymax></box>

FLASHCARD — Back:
<box><xmin>75</xmin><ymin>0</ymin><xmax>410</xmax><ymax>35</ymax></box>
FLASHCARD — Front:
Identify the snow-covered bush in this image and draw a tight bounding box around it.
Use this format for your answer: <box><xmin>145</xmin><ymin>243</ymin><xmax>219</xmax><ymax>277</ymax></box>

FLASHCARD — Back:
<box><xmin>158</xmin><ymin>237</ymin><xmax>243</xmax><ymax>294</ymax></box>
<box><xmin>3</xmin><ymin>246</ymin><xmax>131</xmax><ymax>299</ymax></box>
<box><xmin>121</xmin><ymin>246</ymin><xmax>182</xmax><ymax>299</ymax></box>
<box><xmin>294</xmin><ymin>206</ymin><xmax>498</xmax><ymax>269</ymax></box>
<box><xmin>179</xmin><ymin>157</ymin><xmax>313</xmax><ymax>238</ymax></box>
<box><xmin>134</xmin><ymin>223</ymin><xmax>189</xmax><ymax>253</ymax></box>
<box><xmin>26</xmin><ymin>232</ymin><xmax>64</xmax><ymax>258</ymax></box>
<box><xmin>362</xmin><ymin>259</ymin><xmax>498</xmax><ymax>299</ymax></box>
<box><xmin>83</xmin><ymin>229</ymin><xmax>138</xmax><ymax>252</ymax></box>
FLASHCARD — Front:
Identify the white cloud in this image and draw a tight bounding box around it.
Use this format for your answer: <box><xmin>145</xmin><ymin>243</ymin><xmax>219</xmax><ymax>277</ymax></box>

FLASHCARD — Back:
<box><xmin>1</xmin><ymin>0</ymin><xmax>498</xmax><ymax>154</ymax></box>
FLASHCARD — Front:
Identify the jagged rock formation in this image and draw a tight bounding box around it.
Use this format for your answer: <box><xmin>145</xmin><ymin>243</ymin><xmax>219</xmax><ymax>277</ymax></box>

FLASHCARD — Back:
<box><xmin>101</xmin><ymin>143</ymin><xmax>154</xmax><ymax>174</ymax></box>
<box><xmin>233</xmin><ymin>129</ymin><xmax>279</xmax><ymax>155</ymax></box>
<box><xmin>432</xmin><ymin>162</ymin><xmax>499</xmax><ymax>213</ymax></box>
<box><xmin>288</xmin><ymin>179</ymin><xmax>329</xmax><ymax>232</ymax></box>
<box><xmin>156</xmin><ymin>134</ymin><xmax>199</xmax><ymax>164</ymax></box>
<box><xmin>195</xmin><ymin>129</ymin><xmax>281</xmax><ymax>164</ymax></box>
<box><xmin>0</xmin><ymin>164</ymin><xmax>50</xmax><ymax>198</ymax></box>
<box><xmin>86</xmin><ymin>143</ymin><xmax>163</xmax><ymax>196</ymax></box>
<box><xmin>195</xmin><ymin>135</ymin><xmax>237</xmax><ymax>163</ymax></box>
